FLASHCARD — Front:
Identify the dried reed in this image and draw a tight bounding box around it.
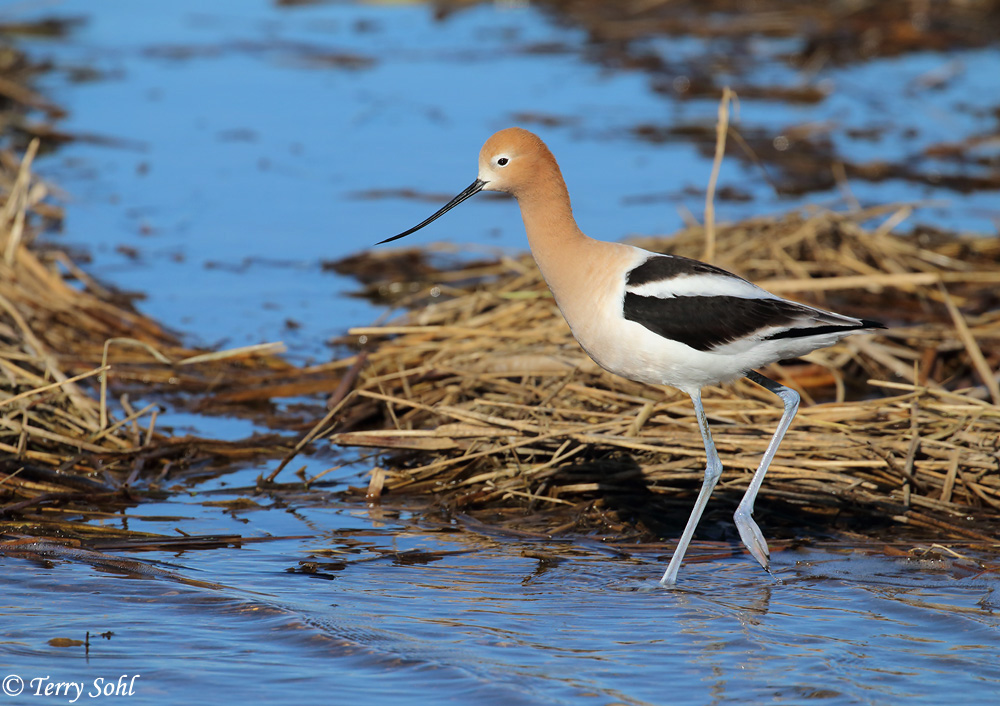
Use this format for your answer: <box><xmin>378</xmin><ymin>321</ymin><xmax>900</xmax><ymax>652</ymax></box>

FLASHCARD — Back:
<box><xmin>0</xmin><ymin>140</ymin><xmax>293</xmax><ymax>533</ymax></box>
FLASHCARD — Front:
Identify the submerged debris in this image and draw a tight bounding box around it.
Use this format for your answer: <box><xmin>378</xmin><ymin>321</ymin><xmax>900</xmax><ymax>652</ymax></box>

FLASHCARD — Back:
<box><xmin>324</xmin><ymin>205</ymin><xmax>1000</xmax><ymax>546</ymax></box>
<box><xmin>521</xmin><ymin>1</ymin><xmax>1000</xmax><ymax>201</ymax></box>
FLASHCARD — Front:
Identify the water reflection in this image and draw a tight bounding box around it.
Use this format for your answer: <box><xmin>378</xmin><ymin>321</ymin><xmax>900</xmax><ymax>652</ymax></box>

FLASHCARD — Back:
<box><xmin>4</xmin><ymin>509</ymin><xmax>999</xmax><ymax>704</ymax></box>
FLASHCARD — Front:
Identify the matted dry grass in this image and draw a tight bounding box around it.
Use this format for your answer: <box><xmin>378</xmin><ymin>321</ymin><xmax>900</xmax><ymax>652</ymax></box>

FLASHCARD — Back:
<box><xmin>321</xmin><ymin>205</ymin><xmax>1000</xmax><ymax>546</ymax></box>
<box><xmin>0</xmin><ymin>141</ymin><xmax>295</xmax><ymax>535</ymax></box>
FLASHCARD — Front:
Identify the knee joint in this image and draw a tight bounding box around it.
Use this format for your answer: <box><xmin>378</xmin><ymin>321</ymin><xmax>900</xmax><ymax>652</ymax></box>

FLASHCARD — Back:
<box><xmin>704</xmin><ymin>458</ymin><xmax>723</xmax><ymax>484</ymax></box>
<box><xmin>780</xmin><ymin>388</ymin><xmax>800</xmax><ymax>413</ymax></box>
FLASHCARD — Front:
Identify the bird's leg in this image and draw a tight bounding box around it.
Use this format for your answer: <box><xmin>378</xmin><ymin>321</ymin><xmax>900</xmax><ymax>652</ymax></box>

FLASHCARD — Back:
<box><xmin>660</xmin><ymin>389</ymin><xmax>723</xmax><ymax>586</ymax></box>
<box><xmin>737</xmin><ymin>370</ymin><xmax>800</xmax><ymax>573</ymax></box>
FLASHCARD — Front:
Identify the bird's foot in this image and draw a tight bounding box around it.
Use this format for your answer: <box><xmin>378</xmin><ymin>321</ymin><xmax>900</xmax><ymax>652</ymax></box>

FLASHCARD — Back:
<box><xmin>734</xmin><ymin>504</ymin><xmax>770</xmax><ymax>572</ymax></box>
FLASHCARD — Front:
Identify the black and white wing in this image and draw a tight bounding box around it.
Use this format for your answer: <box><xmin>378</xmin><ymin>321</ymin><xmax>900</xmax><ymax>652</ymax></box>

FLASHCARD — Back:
<box><xmin>622</xmin><ymin>254</ymin><xmax>883</xmax><ymax>353</ymax></box>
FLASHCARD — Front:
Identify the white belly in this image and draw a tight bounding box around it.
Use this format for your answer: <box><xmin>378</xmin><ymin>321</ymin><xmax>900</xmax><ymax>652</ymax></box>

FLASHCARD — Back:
<box><xmin>565</xmin><ymin>298</ymin><xmax>749</xmax><ymax>392</ymax></box>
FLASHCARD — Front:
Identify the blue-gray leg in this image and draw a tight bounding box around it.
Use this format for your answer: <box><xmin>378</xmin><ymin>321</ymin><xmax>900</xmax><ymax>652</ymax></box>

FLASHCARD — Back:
<box><xmin>660</xmin><ymin>389</ymin><xmax>723</xmax><ymax>586</ymax></box>
<box><xmin>737</xmin><ymin>370</ymin><xmax>800</xmax><ymax>573</ymax></box>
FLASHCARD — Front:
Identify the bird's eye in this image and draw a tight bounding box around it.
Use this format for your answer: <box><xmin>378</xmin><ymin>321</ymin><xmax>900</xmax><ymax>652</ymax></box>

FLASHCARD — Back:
<box><xmin>497</xmin><ymin>157</ymin><xmax>509</xmax><ymax>166</ymax></box>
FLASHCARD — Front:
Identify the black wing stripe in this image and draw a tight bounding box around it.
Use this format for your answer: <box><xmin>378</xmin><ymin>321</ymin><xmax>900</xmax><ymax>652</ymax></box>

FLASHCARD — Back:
<box><xmin>765</xmin><ymin>319</ymin><xmax>886</xmax><ymax>341</ymax></box>
<box><xmin>623</xmin><ymin>293</ymin><xmax>807</xmax><ymax>352</ymax></box>
<box><xmin>625</xmin><ymin>255</ymin><xmax>745</xmax><ymax>288</ymax></box>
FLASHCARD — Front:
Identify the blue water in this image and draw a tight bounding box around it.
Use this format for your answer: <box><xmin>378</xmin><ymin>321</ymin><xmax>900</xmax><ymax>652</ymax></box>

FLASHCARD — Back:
<box><xmin>20</xmin><ymin>0</ymin><xmax>999</xmax><ymax>353</ymax></box>
<box><xmin>4</xmin><ymin>464</ymin><xmax>999</xmax><ymax>705</ymax></box>
<box><xmin>4</xmin><ymin>1</ymin><xmax>1000</xmax><ymax>704</ymax></box>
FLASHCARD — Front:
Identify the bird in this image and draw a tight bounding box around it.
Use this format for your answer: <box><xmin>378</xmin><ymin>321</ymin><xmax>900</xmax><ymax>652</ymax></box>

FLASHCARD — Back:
<box><xmin>380</xmin><ymin>127</ymin><xmax>885</xmax><ymax>585</ymax></box>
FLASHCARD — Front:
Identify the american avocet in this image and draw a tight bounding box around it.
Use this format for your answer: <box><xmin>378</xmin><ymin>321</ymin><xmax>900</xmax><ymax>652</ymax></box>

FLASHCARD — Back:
<box><xmin>380</xmin><ymin>127</ymin><xmax>885</xmax><ymax>585</ymax></box>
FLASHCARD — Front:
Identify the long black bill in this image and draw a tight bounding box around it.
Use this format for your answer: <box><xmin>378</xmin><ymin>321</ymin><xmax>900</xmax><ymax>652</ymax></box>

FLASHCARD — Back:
<box><xmin>377</xmin><ymin>179</ymin><xmax>486</xmax><ymax>245</ymax></box>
